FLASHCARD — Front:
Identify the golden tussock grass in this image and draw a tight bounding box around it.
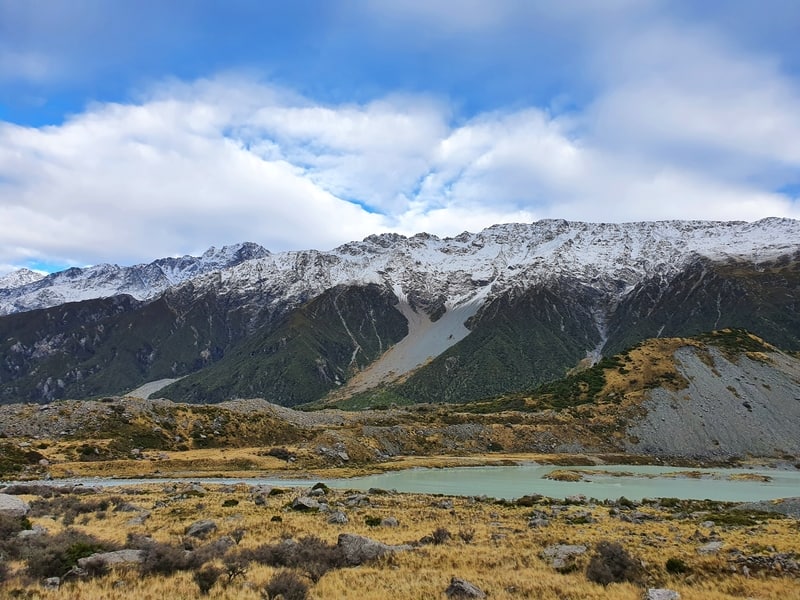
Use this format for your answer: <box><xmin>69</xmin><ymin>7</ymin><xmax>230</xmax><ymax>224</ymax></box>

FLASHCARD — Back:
<box><xmin>3</xmin><ymin>483</ymin><xmax>799</xmax><ymax>600</ymax></box>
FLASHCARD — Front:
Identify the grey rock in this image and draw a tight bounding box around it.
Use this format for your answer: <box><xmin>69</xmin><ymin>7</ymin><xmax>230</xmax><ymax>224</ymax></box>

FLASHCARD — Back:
<box><xmin>17</xmin><ymin>525</ymin><xmax>47</xmax><ymax>538</ymax></box>
<box><xmin>700</xmin><ymin>520</ymin><xmax>715</xmax><ymax>529</ymax></box>
<box><xmin>433</xmin><ymin>499</ymin><xmax>454</xmax><ymax>510</ymax></box>
<box><xmin>344</xmin><ymin>494</ymin><xmax>371</xmax><ymax>508</ymax></box>
<box><xmin>77</xmin><ymin>549</ymin><xmax>144</xmax><ymax>569</ymax></box>
<box><xmin>698</xmin><ymin>541</ymin><xmax>723</xmax><ymax>555</ymax></box>
<box><xmin>381</xmin><ymin>516</ymin><xmax>399</xmax><ymax>527</ymax></box>
<box><xmin>646</xmin><ymin>589</ymin><xmax>680</xmax><ymax>600</ymax></box>
<box><xmin>0</xmin><ymin>493</ymin><xmax>29</xmax><ymax>517</ymax></box>
<box><xmin>541</xmin><ymin>544</ymin><xmax>587</xmax><ymax>571</ymax></box>
<box><xmin>126</xmin><ymin>511</ymin><xmax>150</xmax><ymax>526</ymax></box>
<box><xmin>185</xmin><ymin>519</ymin><xmax>217</xmax><ymax>538</ymax></box>
<box><xmin>43</xmin><ymin>577</ymin><xmax>60</xmax><ymax>590</ymax></box>
<box><xmin>327</xmin><ymin>511</ymin><xmax>349</xmax><ymax>525</ymax></box>
<box><xmin>528</xmin><ymin>517</ymin><xmax>550</xmax><ymax>528</ymax></box>
<box><xmin>337</xmin><ymin>533</ymin><xmax>411</xmax><ymax>566</ymax></box>
<box><xmin>445</xmin><ymin>576</ymin><xmax>486</xmax><ymax>599</ymax></box>
<box><xmin>291</xmin><ymin>496</ymin><xmax>320</xmax><ymax>511</ymax></box>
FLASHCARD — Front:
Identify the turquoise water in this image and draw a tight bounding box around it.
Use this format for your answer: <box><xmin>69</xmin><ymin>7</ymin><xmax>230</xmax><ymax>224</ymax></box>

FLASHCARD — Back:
<box><xmin>14</xmin><ymin>464</ymin><xmax>799</xmax><ymax>501</ymax></box>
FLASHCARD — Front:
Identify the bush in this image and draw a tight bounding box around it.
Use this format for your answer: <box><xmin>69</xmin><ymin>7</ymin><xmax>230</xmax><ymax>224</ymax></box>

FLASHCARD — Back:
<box><xmin>0</xmin><ymin>560</ymin><xmax>8</xmax><ymax>583</ymax></box>
<box><xmin>194</xmin><ymin>565</ymin><xmax>223</xmax><ymax>595</ymax></box>
<box><xmin>432</xmin><ymin>527</ymin><xmax>451</xmax><ymax>545</ymax></box>
<box><xmin>0</xmin><ymin>514</ymin><xmax>29</xmax><ymax>541</ymax></box>
<box><xmin>239</xmin><ymin>536</ymin><xmax>344</xmax><ymax>582</ymax></box>
<box><xmin>264</xmin><ymin>570</ymin><xmax>309</xmax><ymax>600</ymax></box>
<box><xmin>23</xmin><ymin>530</ymin><xmax>113</xmax><ymax>579</ymax></box>
<box><xmin>586</xmin><ymin>541</ymin><xmax>641</xmax><ymax>586</ymax></box>
<box><xmin>665</xmin><ymin>557</ymin><xmax>690</xmax><ymax>574</ymax></box>
<box><xmin>138</xmin><ymin>540</ymin><xmax>196</xmax><ymax>576</ymax></box>
<box><xmin>267</xmin><ymin>447</ymin><xmax>294</xmax><ymax>461</ymax></box>
<box><xmin>458</xmin><ymin>528</ymin><xmax>475</xmax><ymax>544</ymax></box>
<box><xmin>364</xmin><ymin>516</ymin><xmax>382</xmax><ymax>527</ymax></box>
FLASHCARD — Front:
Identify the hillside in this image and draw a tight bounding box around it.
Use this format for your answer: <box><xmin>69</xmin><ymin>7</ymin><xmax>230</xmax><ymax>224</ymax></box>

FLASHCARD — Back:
<box><xmin>0</xmin><ymin>219</ymin><xmax>799</xmax><ymax>406</ymax></box>
<box><xmin>1</xmin><ymin>331</ymin><xmax>798</xmax><ymax>475</ymax></box>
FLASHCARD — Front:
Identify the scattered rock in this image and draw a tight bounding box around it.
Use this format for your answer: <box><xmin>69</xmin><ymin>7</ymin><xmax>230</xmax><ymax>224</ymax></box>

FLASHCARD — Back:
<box><xmin>337</xmin><ymin>533</ymin><xmax>411</xmax><ymax>566</ymax></box>
<box><xmin>291</xmin><ymin>496</ymin><xmax>320</xmax><ymax>511</ymax></box>
<box><xmin>433</xmin><ymin>499</ymin><xmax>454</xmax><ymax>510</ymax></box>
<box><xmin>43</xmin><ymin>577</ymin><xmax>60</xmax><ymax>590</ymax></box>
<box><xmin>114</xmin><ymin>502</ymin><xmax>142</xmax><ymax>513</ymax></box>
<box><xmin>17</xmin><ymin>525</ymin><xmax>47</xmax><ymax>538</ymax></box>
<box><xmin>77</xmin><ymin>549</ymin><xmax>144</xmax><ymax>569</ymax></box>
<box><xmin>445</xmin><ymin>576</ymin><xmax>486</xmax><ymax>599</ymax></box>
<box><xmin>697</xmin><ymin>541</ymin><xmax>723</xmax><ymax>555</ymax></box>
<box><xmin>541</xmin><ymin>544</ymin><xmax>587</xmax><ymax>571</ymax></box>
<box><xmin>344</xmin><ymin>494</ymin><xmax>371</xmax><ymax>508</ymax></box>
<box><xmin>528</xmin><ymin>516</ymin><xmax>550</xmax><ymax>528</ymax></box>
<box><xmin>646</xmin><ymin>589</ymin><xmax>680</xmax><ymax>600</ymax></box>
<box><xmin>0</xmin><ymin>494</ymin><xmax>29</xmax><ymax>517</ymax></box>
<box><xmin>127</xmin><ymin>511</ymin><xmax>150</xmax><ymax>526</ymax></box>
<box><xmin>327</xmin><ymin>511</ymin><xmax>349</xmax><ymax>525</ymax></box>
<box><xmin>185</xmin><ymin>519</ymin><xmax>217</xmax><ymax>539</ymax></box>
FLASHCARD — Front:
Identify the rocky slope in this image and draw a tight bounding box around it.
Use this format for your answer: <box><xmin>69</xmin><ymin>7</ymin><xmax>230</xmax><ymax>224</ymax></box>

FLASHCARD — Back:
<box><xmin>0</xmin><ymin>242</ymin><xmax>268</xmax><ymax>315</ymax></box>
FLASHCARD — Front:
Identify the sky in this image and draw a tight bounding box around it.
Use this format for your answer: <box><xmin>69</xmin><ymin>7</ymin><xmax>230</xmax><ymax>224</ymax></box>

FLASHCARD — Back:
<box><xmin>1</xmin><ymin>0</ymin><xmax>799</xmax><ymax>274</ymax></box>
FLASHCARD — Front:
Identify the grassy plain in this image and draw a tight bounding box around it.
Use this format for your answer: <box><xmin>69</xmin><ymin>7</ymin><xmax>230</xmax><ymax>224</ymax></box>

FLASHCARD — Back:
<box><xmin>1</xmin><ymin>480</ymin><xmax>799</xmax><ymax>599</ymax></box>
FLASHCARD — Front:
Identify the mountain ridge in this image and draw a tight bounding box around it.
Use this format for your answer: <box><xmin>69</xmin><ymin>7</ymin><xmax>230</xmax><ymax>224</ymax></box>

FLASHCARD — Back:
<box><xmin>1</xmin><ymin>218</ymin><xmax>799</xmax><ymax>405</ymax></box>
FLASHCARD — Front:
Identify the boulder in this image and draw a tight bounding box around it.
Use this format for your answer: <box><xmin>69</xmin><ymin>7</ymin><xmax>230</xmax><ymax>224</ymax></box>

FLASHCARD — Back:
<box><xmin>697</xmin><ymin>541</ymin><xmax>723</xmax><ymax>555</ymax></box>
<box><xmin>645</xmin><ymin>590</ymin><xmax>680</xmax><ymax>600</ymax></box>
<box><xmin>381</xmin><ymin>516</ymin><xmax>399</xmax><ymax>527</ymax></box>
<box><xmin>291</xmin><ymin>496</ymin><xmax>320</xmax><ymax>511</ymax></box>
<box><xmin>541</xmin><ymin>544</ymin><xmax>587</xmax><ymax>571</ymax></box>
<box><xmin>0</xmin><ymin>494</ymin><xmax>29</xmax><ymax>518</ymax></box>
<box><xmin>77</xmin><ymin>549</ymin><xmax>144</xmax><ymax>569</ymax></box>
<box><xmin>327</xmin><ymin>511</ymin><xmax>349</xmax><ymax>525</ymax></box>
<box><xmin>185</xmin><ymin>519</ymin><xmax>217</xmax><ymax>539</ymax></box>
<box><xmin>337</xmin><ymin>533</ymin><xmax>411</xmax><ymax>566</ymax></box>
<box><xmin>445</xmin><ymin>577</ymin><xmax>486</xmax><ymax>599</ymax></box>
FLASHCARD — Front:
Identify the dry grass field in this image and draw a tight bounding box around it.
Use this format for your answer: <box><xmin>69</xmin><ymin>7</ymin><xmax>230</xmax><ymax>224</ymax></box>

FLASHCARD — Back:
<box><xmin>2</xmin><ymin>481</ymin><xmax>798</xmax><ymax>599</ymax></box>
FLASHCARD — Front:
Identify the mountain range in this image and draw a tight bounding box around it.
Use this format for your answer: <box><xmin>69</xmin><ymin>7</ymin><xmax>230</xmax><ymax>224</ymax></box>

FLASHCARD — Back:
<box><xmin>1</xmin><ymin>218</ymin><xmax>799</xmax><ymax>407</ymax></box>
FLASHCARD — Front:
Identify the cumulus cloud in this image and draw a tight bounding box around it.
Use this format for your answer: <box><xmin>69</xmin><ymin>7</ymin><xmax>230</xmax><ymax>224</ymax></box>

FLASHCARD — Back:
<box><xmin>1</xmin><ymin>2</ymin><xmax>800</xmax><ymax>273</ymax></box>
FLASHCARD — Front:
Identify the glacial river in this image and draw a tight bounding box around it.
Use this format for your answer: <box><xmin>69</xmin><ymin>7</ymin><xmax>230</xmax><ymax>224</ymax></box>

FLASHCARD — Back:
<box><xmin>14</xmin><ymin>464</ymin><xmax>800</xmax><ymax>502</ymax></box>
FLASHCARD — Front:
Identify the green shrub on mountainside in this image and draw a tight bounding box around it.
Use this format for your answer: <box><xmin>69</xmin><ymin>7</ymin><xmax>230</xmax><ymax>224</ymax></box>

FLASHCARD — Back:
<box><xmin>162</xmin><ymin>285</ymin><xmax>408</xmax><ymax>406</ymax></box>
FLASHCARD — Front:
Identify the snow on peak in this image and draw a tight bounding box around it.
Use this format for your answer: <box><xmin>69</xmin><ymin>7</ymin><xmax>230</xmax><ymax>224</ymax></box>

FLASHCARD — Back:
<box><xmin>0</xmin><ymin>242</ymin><xmax>269</xmax><ymax>315</ymax></box>
<box><xmin>0</xmin><ymin>268</ymin><xmax>46</xmax><ymax>290</ymax></box>
<box><xmin>190</xmin><ymin>218</ymin><xmax>800</xmax><ymax>318</ymax></box>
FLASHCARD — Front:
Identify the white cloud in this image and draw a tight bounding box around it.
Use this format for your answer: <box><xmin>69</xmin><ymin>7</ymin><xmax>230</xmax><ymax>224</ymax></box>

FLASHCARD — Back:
<box><xmin>3</xmin><ymin>4</ymin><xmax>800</xmax><ymax>273</ymax></box>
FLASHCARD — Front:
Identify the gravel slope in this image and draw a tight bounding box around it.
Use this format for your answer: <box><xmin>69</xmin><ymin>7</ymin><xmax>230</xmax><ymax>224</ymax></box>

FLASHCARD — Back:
<box><xmin>626</xmin><ymin>347</ymin><xmax>800</xmax><ymax>460</ymax></box>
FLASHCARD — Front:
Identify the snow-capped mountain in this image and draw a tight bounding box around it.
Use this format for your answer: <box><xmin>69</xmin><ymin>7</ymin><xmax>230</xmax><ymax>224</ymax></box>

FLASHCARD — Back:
<box><xmin>2</xmin><ymin>218</ymin><xmax>800</xmax><ymax>406</ymax></box>
<box><xmin>189</xmin><ymin>217</ymin><xmax>800</xmax><ymax>315</ymax></box>
<box><xmin>0</xmin><ymin>268</ymin><xmax>46</xmax><ymax>290</ymax></box>
<box><xmin>0</xmin><ymin>242</ymin><xmax>269</xmax><ymax>315</ymax></box>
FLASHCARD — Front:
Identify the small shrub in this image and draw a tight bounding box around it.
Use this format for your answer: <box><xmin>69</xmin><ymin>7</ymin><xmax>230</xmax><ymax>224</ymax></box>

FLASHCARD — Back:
<box><xmin>267</xmin><ymin>447</ymin><xmax>294</xmax><ymax>461</ymax></box>
<box><xmin>586</xmin><ymin>541</ymin><xmax>641</xmax><ymax>586</ymax></box>
<box><xmin>239</xmin><ymin>536</ymin><xmax>344</xmax><ymax>582</ymax></box>
<box><xmin>665</xmin><ymin>557</ymin><xmax>690</xmax><ymax>574</ymax></box>
<box><xmin>0</xmin><ymin>514</ymin><xmax>29</xmax><ymax>541</ymax></box>
<box><xmin>364</xmin><ymin>516</ymin><xmax>382</xmax><ymax>527</ymax></box>
<box><xmin>458</xmin><ymin>528</ymin><xmax>475</xmax><ymax>544</ymax></box>
<box><xmin>432</xmin><ymin>527</ymin><xmax>451</xmax><ymax>545</ymax></box>
<box><xmin>222</xmin><ymin>499</ymin><xmax>239</xmax><ymax>507</ymax></box>
<box><xmin>264</xmin><ymin>570</ymin><xmax>309</xmax><ymax>600</ymax></box>
<box><xmin>139</xmin><ymin>540</ymin><xmax>195</xmax><ymax>576</ymax></box>
<box><xmin>0</xmin><ymin>560</ymin><xmax>8</xmax><ymax>583</ymax></box>
<box><xmin>194</xmin><ymin>565</ymin><xmax>223</xmax><ymax>595</ymax></box>
<box><xmin>23</xmin><ymin>530</ymin><xmax>112</xmax><ymax>579</ymax></box>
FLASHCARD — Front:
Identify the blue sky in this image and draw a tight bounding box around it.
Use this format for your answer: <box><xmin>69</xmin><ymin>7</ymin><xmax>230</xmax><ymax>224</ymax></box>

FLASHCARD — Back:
<box><xmin>1</xmin><ymin>0</ymin><xmax>799</xmax><ymax>274</ymax></box>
